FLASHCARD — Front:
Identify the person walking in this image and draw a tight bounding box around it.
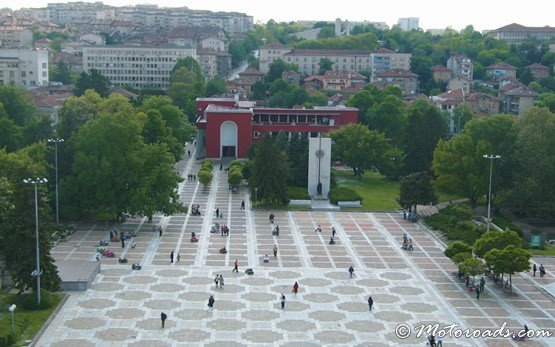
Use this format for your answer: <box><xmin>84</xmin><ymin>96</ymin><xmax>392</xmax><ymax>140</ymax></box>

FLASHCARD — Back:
<box><xmin>216</xmin><ymin>207</ymin><xmax>219</xmax><ymax>218</ymax></box>
<box><xmin>280</xmin><ymin>293</ymin><xmax>286</xmax><ymax>309</ymax></box>
<box><xmin>475</xmin><ymin>285</ymin><xmax>481</xmax><ymax>300</ymax></box>
<box><xmin>207</xmin><ymin>294</ymin><xmax>215</xmax><ymax>309</ymax></box>
<box><xmin>533</xmin><ymin>263</ymin><xmax>537</xmax><ymax>277</ymax></box>
<box><xmin>170</xmin><ymin>251</ymin><xmax>174</xmax><ymax>263</ymax></box>
<box><xmin>214</xmin><ymin>274</ymin><xmax>220</xmax><ymax>287</ymax></box>
<box><xmin>348</xmin><ymin>265</ymin><xmax>355</xmax><ymax>278</ymax></box>
<box><xmin>160</xmin><ymin>312</ymin><xmax>167</xmax><ymax>328</ymax></box>
<box><xmin>159</xmin><ymin>226</ymin><xmax>163</xmax><ymax>237</ymax></box>
<box><xmin>332</xmin><ymin>227</ymin><xmax>336</xmax><ymax>238</ymax></box>
<box><xmin>232</xmin><ymin>259</ymin><xmax>239</xmax><ymax>273</ymax></box>
<box><xmin>539</xmin><ymin>264</ymin><xmax>545</xmax><ymax>277</ymax></box>
<box><xmin>121</xmin><ymin>238</ymin><xmax>125</xmax><ymax>249</ymax></box>
<box><xmin>177</xmin><ymin>253</ymin><xmax>181</xmax><ymax>262</ymax></box>
<box><xmin>292</xmin><ymin>281</ymin><xmax>299</xmax><ymax>295</ymax></box>
<box><xmin>273</xmin><ymin>244</ymin><xmax>278</xmax><ymax>258</ymax></box>
<box><xmin>269</xmin><ymin>213</ymin><xmax>274</xmax><ymax>223</ymax></box>
<box><xmin>368</xmin><ymin>296</ymin><xmax>373</xmax><ymax>312</ymax></box>
<box><xmin>479</xmin><ymin>277</ymin><xmax>485</xmax><ymax>292</ymax></box>
<box><xmin>219</xmin><ymin>275</ymin><xmax>224</xmax><ymax>288</ymax></box>
<box><xmin>241</xmin><ymin>200</ymin><xmax>245</xmax><ymax>210</ymax></box>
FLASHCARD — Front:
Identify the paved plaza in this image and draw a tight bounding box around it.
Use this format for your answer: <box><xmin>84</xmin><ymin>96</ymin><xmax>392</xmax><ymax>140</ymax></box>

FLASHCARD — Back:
<box><xmin>38</xmin><ymin>145</ymin><xmax>554</xmax><ymax>346</ymax></box>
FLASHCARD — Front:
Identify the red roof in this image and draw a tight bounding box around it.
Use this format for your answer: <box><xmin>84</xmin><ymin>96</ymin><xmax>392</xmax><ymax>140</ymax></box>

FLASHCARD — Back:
<box><xmin>486</xmin><ymin>62</ymin><xmax>517</xmax><ymax>70</ymax></box>
<box><xmin>431</xmin><ymin>65</ymin><xmax>450</xmax><ymax>71</ymax></box>
<box><xmin>527</xmin><ymin>63</ymin><xmax>549</xmax><ymax>70</ymax></box>
<box><xmin>376</xmin><ymin>69</ymin><xmax>418</xmax><ymax>78</ymax></box>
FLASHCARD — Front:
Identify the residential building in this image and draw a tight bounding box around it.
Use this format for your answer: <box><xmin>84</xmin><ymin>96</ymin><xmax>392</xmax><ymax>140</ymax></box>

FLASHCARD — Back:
<box><xmin>466</xmin><ymin>93</ymin><xmax>501</xmax><ymax>116</ymax></box>
<box><xmin>82</xmin><ymin>45</ymin><xmax>196</xmax><ymax>90</ymax></box>
<box><xmin>282</xmin><ymin>70</ymin><xmax>300</xmax><ymax>86</ymax></box>
<box><xmin>78</xmin><ymin>33</ymin><xmax>105</xmax><ymax>45</ymax></box>
<box><xmin>447</xmin><ymin>54</ymin><xmax>473</xmax><ymax>81</ymax></box>
<box><xmin>259</xmin><ymin>43</ymin><xmax>411</xmax><ymax>77</ymax></box>
<box><xmin>500</xmin><ymin>85</ymin><xmax>539</xmax><ymax>115</ymax></box>
<box><xmin>238</xmin><ymin>67</ymin><xmax>264</xmax><ymax>85</ymax></box>
<box><xmin>168</xmin><ymin>26</ymin><xmax>227</xmax><ymax>51</ymax></box>
<box><xmin>489</xmin><ymin>23</ymin><xmax>555</xmax><ymax>44</ymax></box>
<box><xmin>51</xmin><ymin>52</ymin><xmax>83</xmax><ymax>74</ymax></box>
<box><xmin>431</xmin><ymin>89</ymin><xmax>465</xmax><ymax>133</ymax></box>
<box><xmin>292</xmin><ymin>28</ymin><xmax>321</xmax><ymax>41</ymax></box>
<box><xmin>373</xmin><ymin>69</ymin><xmax>418</xmax><ymax>96</ymax></box>
<box><xmin>0</xmin><ymin>48</ymin><xmax>49</xmax><ymax>87</ymax></box>
<box><xmin>446</xmin><ymin>76</ymin><xmax>471</xmax><ymax>94</ymax></box>
<box><xmin>197</xmin><ymin>48</ymin><xmax>231</xmax><ymax>79</ymax></box>
<box><xmin>194</xmin><ymin>96</ymin><xmax>358</xmax><ymax>158</ymax></box>
<box><xmin>0</xmin><ymin>26</ymin><xmax>33</xmax><ymax>48</ymax></box>
<box><xmin>322</xmin><ymin>70</ymin><xmax>366</xmax><ymax>91</ymax></box>
<box><xmin>431</xmin><ymin>65</ymin><xmax>452</xmax><ymax>83</ymax></box>
<box><xmin>397</xmin><ymin>17</ymin><xmax>419</xmax><ymax>31</ymax></box>
<box><xmin>485</xmin><ymin>62</ymin><xmax>517</xmax><ymax>81</ymax></box>
<box><xmin>527</xmin><ymin>63</ymin><xmax>550</xmax><ymax>80</ymax></box>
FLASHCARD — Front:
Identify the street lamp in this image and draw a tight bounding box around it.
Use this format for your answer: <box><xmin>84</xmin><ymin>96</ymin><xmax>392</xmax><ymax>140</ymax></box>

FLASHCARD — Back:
<box><xmin>8</xmin><ymin>304</ymin><xmax>16</xmax><ymax>334</ymax></box>
<box><xmin>23</xmin><ymin>177</ymin><xmax>48</xmax><ymax>305</ymax></box>
<box><xmin>254</xmin><ymin>188</ymin><xmax>258</xmax><ymax>202</ymax></box>
<box><xmin>47</xmin><ymin>138</ymin><xmax>64</xmax><ymax>225</ymax></box>
<box><xmin>483</xmin><ymin>154</ymin><xmax>500</xmax><ymax>232</ymax></box>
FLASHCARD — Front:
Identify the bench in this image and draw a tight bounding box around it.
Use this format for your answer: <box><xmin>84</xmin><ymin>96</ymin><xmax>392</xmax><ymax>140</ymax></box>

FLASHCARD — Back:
<box><xmin>338</xmin><ymin>201</ymin><xmax>361</xmax><ymax>207</ymax></box>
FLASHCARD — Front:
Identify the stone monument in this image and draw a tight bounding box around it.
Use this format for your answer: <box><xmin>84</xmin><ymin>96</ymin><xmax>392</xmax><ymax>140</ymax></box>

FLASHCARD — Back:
<box><xmin>308</xmin><ymin>136</ymin><xmax>331</xmax><ymax>198</ymax></box>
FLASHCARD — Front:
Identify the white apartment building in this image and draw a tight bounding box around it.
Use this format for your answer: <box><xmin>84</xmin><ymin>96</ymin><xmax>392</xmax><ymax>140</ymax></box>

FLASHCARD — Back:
<box><xmin>0</xmin><ymin>48</ymin><xmax>49</xmax><ymax>87</ymax></box>
<box><xmin>397</xmin><ymin>17</ymin><xmax>419</xmax><ymax>31</ymax></box>
<box><xmin>259</xmin><ymin>43</ymin><xmax>411</xmax><ymax>77</ymax></box>
<box><xmin>82</xmin><ymin>45</ymin><xmax>196</xmax><ymax>90</ymax></box>
<box><xmin>0</xmin><ymin>27</ymin><xmax>33</xmax><ymax>48</ymax></box>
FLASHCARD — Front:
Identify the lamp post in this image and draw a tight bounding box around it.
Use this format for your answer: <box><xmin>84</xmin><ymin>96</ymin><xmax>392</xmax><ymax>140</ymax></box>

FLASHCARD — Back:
<box><xmin>23</xmin><ymin>177</ymin><xmax>48</xmax><ymax>305</ymax></box>
<box><xmin>8</xmin><ymin>304</ymin><xmax>16</xmax><ymax>334</ymax></box>
<box><xmin>255</xmin><ymin>188</ymin><xmax>258</xmax><ymax>202</ymax></box>
<box><xmin>483</xmin><ymin>155</ymin><xmax>500</xmax><ymax>232</ymax></box>
<box><xmin>47</xmin><ymin>138</ymin><xmax>64</xmax><ymax>225</ymax></box>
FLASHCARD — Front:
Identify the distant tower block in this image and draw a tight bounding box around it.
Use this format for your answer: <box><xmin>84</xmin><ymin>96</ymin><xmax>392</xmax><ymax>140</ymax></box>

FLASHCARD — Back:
<box><xmin>335</xmin><ymin>18</ymin><xmax>342</xmax><ymax>36</ymax></box>
<box><xmin>335</xmin><ymin>18</ymin><xmax>351</xmax><ymax>37</ymax></box>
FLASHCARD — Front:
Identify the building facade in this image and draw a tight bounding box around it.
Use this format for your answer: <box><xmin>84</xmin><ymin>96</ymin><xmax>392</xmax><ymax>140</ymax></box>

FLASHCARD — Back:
<box><xmin>195</xmin><ymin>97</ymin><xmax>358</xmax><ymax>158</ymax></box>
<box><xmin>489</xmin><ymin>23</ymin><xmax>555</xmax><ymax>44</ymax></box>
<box><xmin>0</xmin><ymin>27</ymin><xmax>33</xmax><ymax>48</ymax></box>
<box><xmin>0</xmin><ymin>48</ymin><xmax>49</xmax><ymax>87</ymax></box>
<box><xmin>374</xmin><ymin>69</ymin><xmax>418</xmax><ymax>95</ymax></box>
<box><xmin>82</xmin><ymin>45</ymin><xmax>196</xmax><ymax>90</ymax></box>
<box><xmin>397</xmin><ymin>17</ymin><xmax>419</xmax><ymax>31</ymax></box>
<box><xmin>485</xmin><ymin>62</ymin><xmax>517</xmax><ymax>81</ymax></box>
<box><xmin>447</xmin><ymin>54</ymin><xmax>473</xmax><ymax>81</ymax></box>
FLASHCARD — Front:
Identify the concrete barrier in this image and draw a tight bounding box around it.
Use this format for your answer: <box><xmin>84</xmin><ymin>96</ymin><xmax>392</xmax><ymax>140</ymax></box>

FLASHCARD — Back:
<box><xmin>289</xmin><ymin>199</ymin><xmax>311</xmax><ymax>206</ymax></box>
<box><xmin>338</xmin><ymin>201</ymin><xmax>361</xmax><ymax>207</ymax></box>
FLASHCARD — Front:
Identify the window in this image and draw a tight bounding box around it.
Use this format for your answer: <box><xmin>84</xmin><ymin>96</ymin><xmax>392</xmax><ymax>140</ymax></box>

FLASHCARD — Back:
<box><xmin>253</xmin><ymin>131</ymin><xmax>260</xmax><ymax>139</ymax></box>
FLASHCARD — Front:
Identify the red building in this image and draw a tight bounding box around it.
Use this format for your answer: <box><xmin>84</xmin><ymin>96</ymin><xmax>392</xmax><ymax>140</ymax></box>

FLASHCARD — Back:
<box><xmin>195</xmin><ymin>97</ymin><xmax>358</xmax><ymax>158</ymax></box>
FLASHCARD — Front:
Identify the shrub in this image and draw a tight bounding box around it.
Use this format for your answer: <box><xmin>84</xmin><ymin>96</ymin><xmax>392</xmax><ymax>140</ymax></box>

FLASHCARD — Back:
<box><xmin>286</xmin><ymin>186</ymin><xmax>310</xmax><ymax>200</ymax></box>
<box><xmin>329</xmin><ymin>187</ymin><xmax>362</xmax><ymax>205</ymax></box>
<box><xmin>445</xmin><ymin>221</ymin><xmax>485</xmax><ymax>245</ymax></box>
<box><xmin>0</xmin><ymin>314</ymin><xmax>29</xmax><ymax>347</ymax></box>
<box><xmin>229</xmin><ymin>159</ymin><xmax>243</xmax><ymax>172</ymax></box>
<box><xmin>444</xmin><ymin>240</ymin><xmax>473</xmax><ymax>259</ymax></box>
<box><xmin>228</xmin><ymin>169</ymin><xmax>243</xmax><ymax>186</ymax></box>
<box><xmin>17</xmin><ymin>289</ymin><xmax>56</xmax><ymax>310</ymax></box>
<box><xmin>201</xmin><ymin>159</ymin><xmax>213</xmax><ymax>171</ymax></box>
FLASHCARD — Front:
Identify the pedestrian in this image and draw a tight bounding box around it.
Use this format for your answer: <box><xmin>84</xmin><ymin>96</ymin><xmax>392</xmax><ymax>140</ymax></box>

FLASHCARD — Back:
<box><xmin>539</xmin><ymin>264</ymin><xmax>545</xmax><ymax>277</ymax></box>
<box><xmin>368</xmin><ymin>296</ymin><xmax>373</xmax><ymax>311</ymax></box>
<box><xmin>269</xmin><ymin>212</ymin><xmax>274</xmax><ymax>224</ymax></box>
<box><xmin>194</xmin><ymin>174</ymin><xmax>196</xmax><ymax>181</ymax></box>
<box><xmin>476</xmin><ymin>285</ymin><xmax>481</xmax><ymax>300</ymax></box>
<box><xmin>292</xmin><ymin>281</ymin><xmax>299</xmax><ymax>295</ymax></box>
<box><xmin>159</xmin><ymin>226</ymin><xmax>163</xmax><ymax>237</ymax></box>
<box><xmin>348</xmin><ymin>265</ymin><xmax>354</xmax><ymax>278</ymax></box>
<box><xmin>332</xmin><ymin>227</ymin><xmax>336</xmax><ymax>238</ymax></box>
<box><xmin>241</xmin><ymin>200</ymin><xmax>245</xmax><ymax>210</ymax></box>
<box><xmin>177</xmin><ymin>253</ymin><xmax>181</xmax><ymax>262</ymax></box>
<box><xmin>216</xmin><ymin>208</ymin><xmax>219</xmax><ymax>218</ymax></box>
<box><xmin>280</xmin><ymin>293</ymin><xmax>285</xmax><ymax>309</ymax></box>
<box><xmin>232</xmin><ymin>259</ymin><xmax>238</xmax><ymax>273</ymax></box>
<box><xmin>188</xmin><ymin>150</ymin><xmax>191</xmax><ymax>157</ymax></box>
<box><xmin>273</xmin><ymin>244</ymin><xmax>278</xmax><ymax>258</ymax></box>
<box><xmin>533</xmin><ymin>263</ymin><xmax>537</xmax><ymax>276</ymax></box>
<box><xmin>437</xmin><ymin>336</ymin><xmax>443</xmax><ymax>347</ymax></box>
<box><xmin>170</xmin><ymin>251</ymin><xmax>174</xmax><ymax>263</ymax></box>
<box><xmin>214</xmin><ymin>274</ymin><xmax>219</xmax><ymax>287</ymax></box>
<box><xmin>480</xmin><ymin>277</ymin><xmax>485</xmax><ymax>292</ymax></box>
<box><xmin>121</xmin><ymin>238</ymin><xmax>125</xmax><ymax>248</ymax></box>
<box><xmin>403</xmin><ymin>233</ymin><xmax>408</xmax><ymax>243</ymax></box>
<box><xmin>207</xmin><ymin>294</ymin><xmax>215</xmax><ymax>309</ymax></box>
<box><xmin>160</xmin><ymin>312</ymin><xmax>167</xmax><ymax>328</ymax></box>
<box><xmin>220</xmin><ymin>163</ymin><xmax>223</xmax><ymax>170</ymax></box>
<box><xmin>219</xmin><ymin>275</ymin><xmax>224</xmax><ymax>288</ymax></box>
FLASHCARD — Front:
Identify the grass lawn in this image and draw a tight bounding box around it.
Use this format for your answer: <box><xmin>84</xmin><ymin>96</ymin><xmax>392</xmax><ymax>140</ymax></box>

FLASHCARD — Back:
<box><xmin>529</xmin><ymin>245</ymin><xmax>555</xmax><ymax>256</ymax></box>
<box><xmin>0</xmin><ymin>292</ymin><xmax>63</xmax><ymax>346</ymax></box>
<box><xmin>333</xmin><ymin>169</ymin><xmax>462</xmax><ymax>211</ymax></box>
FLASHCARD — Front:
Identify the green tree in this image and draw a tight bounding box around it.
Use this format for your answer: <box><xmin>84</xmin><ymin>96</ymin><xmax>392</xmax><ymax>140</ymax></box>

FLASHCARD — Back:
<box><xmin>317</xmin><ymin>26</ymin><xmax>336</xmax><ymax>39</ymax></box>
<box><xmin>50</xmin><ymin>61</ymin><xmax>72</xmax><ymax>85</ymax></box>
<box><xmin>459</xmin><ymin>257</ymin><xmax>486</xmax><ymax>283</ymax></box>
<box><xmin>0</xmin><ymin>116</ymin><xmax>23</xmax><ymax>152</ymax></box>
<box><xmin>266</xmin><ymin>59</ymin><xmax>297</xmax><ymax>84</ymax></box>
<box><xmin>250</xmin><ymin>80</ymin><xmax>267</xmax><ymax>100</ymax></box>
<box><xmin>444</xmin><ymin>240</ymin><xmax>473</xmax><ymax>259</ymax></box>
<box><xmin>452</xmin><ymin>103</ymin><xmax>474</xmax><ymax>133</ymax></box>
<box><xmin>366</xmin><ymin>94</ymin><xmax>407</xmax><ymax>146</ymax></box>
<box><xmin>205</xmin><ymin>78</ymin><xmax>227</xmax><ymax>97</ymax></box>
<box><xmin>397</xmin><ymin>171</ymin><xmax>438</xmax><ymax>212</ymax></box>
<box><xmin>473</xmin><ymin>230</ymin><xmax>523</xmax><ymax>259</ymax></box>
<box><xmin>198</xmin><ymin>169</ymin><xmax>213</xmax><ymax>191</ymax></box>
<box><xmin>167</xmin><ymin>66</ymin><xmax>205</xmax><ymax>121</ymax></box>
<box><xmin>534</xmin><ymin>92</ymin><xmax>555</xmax><ymax>113</ymax></box>
<box><xmin>140</xmin><ymin>109</ymin><xmax>183</xmax><ymax>161</ymax></box>
<box><xmin>0</xmin><ymin>85</ymin><xmax>36</xmax><ymax>126</ymax></box>
<box><xmin>403</xmin><ymin>99</ymin><xmax>448</xmax><ymax>174</ymax></box>
<box><xmin>329</xmin><ymin>124</ymin><xmax>397</xmax><ymax>178</ymax></box>
<box><xmin>286</xmin><ymin>133</ymin><xmax>309</xmax><ymax>187</ymax></box>
<box><xmin>74</xmin><ymin>69</ymin><xmax>111</xmax><ymax>97</ymax></box>
<box><xmin>140</xmin><ymin>96</ymin><xmax>195</xmax><ymax>143</ymax></box>
<box><xmin>172</xmin><ymin>56</ymin><xmax>204</xmax><ymax>81</ymax></box>
<box><xmin>484</xmin><ymin>245</ymin><xmax>530</xmax><ymax>291</ymax></box>
<box><xmin>318</xmin><ymin>58</ymin><xmax>334</xmax><ymax>75</ymax></box>
<box><xmin>250</xmin><ymin>134</ymin><xmax>289</xmax><ymax>205</ymax></box>
<box><xmin>228</xmin><ymin>169</ymin><xmax>243</xmax><ymax>187</ymax></box>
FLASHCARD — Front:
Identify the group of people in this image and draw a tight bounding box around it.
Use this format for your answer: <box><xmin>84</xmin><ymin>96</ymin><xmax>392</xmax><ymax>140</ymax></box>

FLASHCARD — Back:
<box><xmin>214</xmin><ymin>274</ymin><xmax>224</xmax><ymax>288</ymax></box>
<box><xmin>191</xmin><ymin>204</ymin><xmax>201</xmax><ymax>216</ymax></box>
<box><xmin>532</xmin><ymin>263</ymin><xmax>546</xmax><ymax>277</ymax></box>
<box><xmin>190</xmin><ymin>231</ymin><xmax>198</xmax><ymax>242</ymax></box>
<box><xmin>169</xmin><ymin>251</ymin><xmax>181</xmax><ymax>263</ymax></box>
<box><xmin>220</xmin><ymin>225</ymin><xmax>230</xmax><ymax>236</ymax></box>
<box><xmin>401</xmin><ymin>233</ymin><xmax>414</xmax><ymax>251</ymax></box>
<box><xmin>272</xmin><ymin>224</ymin><xmax>280</xmax><ymax>236</ymax></box>
<box><xmin>187</xmin><ymin>174</ymin><xmax>197</xmax><ymax>181</ymax></box>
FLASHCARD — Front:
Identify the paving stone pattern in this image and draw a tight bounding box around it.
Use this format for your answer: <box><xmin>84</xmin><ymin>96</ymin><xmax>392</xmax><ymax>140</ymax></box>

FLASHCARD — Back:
<box><xmin>42</xmin><ymin>144</ymin><xmax>554</xmax><ymax>346</ymax></box>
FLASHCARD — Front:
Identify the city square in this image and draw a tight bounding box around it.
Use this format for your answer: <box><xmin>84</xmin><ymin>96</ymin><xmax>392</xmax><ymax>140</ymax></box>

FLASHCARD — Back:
<box><xmin>36</xmin><ymin>145</ymin><xmax>554</xmax><ymax>346</ymax></box>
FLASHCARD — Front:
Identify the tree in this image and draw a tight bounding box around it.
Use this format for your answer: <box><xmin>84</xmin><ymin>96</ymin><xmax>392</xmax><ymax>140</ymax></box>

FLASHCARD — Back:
<box><xmin>459</xmin><ymin>257</ymin><xmax>486</xmax><ymax>284</ymax></box>
<box><xmin>172</xmin><ymin>56</ymin><xmax>204</xmax><ymax>81</ymax></box>
<box><xmin>473</xmin><ymin>230</ymin><xmax>523</xmax><ymax>258</ymax></box>
<box><xmin>317</xmin><ymin>26</ymin><xmax>336</xmax><ymax>39</ymax></box>
<box><xmin>167</xmin><ymin>66</ymin><xmax>205</xmax><ymax>121</ymax></box>
<box><xmin>50</xmin><ymin>61</ymin><xmax>72</xmax><ymax>85</ymax></box>
<box><xmin>0</xmin><ymin>85</ymin><xmax>36</xmax><ymax>127</ymax></box>
<box><xmin>318</xmin><ymin>58</ymin><xmax>334</xmax><ymax>75</ymax></box>
<box><xmin>266</xmin><ymin>59</ymin><xmax>297</xmax><ymax>84</ymax></box>
<box><xmin>286</xmin><ymin>133</ymin><xmax>309</xmax><ymax>187</ymax></box>
<box><xmin>228</xmin><ymin>169</ymin><xmax>243</xmax><ymax>188</ymax></box>
<box><xmin>74</xmin><ymin>69</ymin><xmax>111</xmax><ymax>97</ymax></box>
<box><xmin>444</xmin><ymin>240</ymin><xmax>473</xmax><ymax>259</ymax></box>
<box><xmin>198</xmin><ymin>169</ymin><xmax>213</xmax><ymax>191</ymax></box>
<box><xmin>403</xmin><ymin>99</ymin><xmax>448</xmax><ymax>174</ymax></box>
<box><xmin>366</xmin><ymin>94</ymin><xmax>407</xmax><ymax>146</ymax></box>
<box><xmin>140</xmin><ymin>109</ymin><xmax>183</xmax><ymax>161</ymax></box>
<box><xmin>534</xmin><ymin>92</ymin><xmax>555</xmax><ymax>112</ymax></box>
<box><xmin>0</xmin><ymin>116</ymin><xmax>23</xmax><ymax>152</ymax></box>
<box><xmin>250</xmin><ymin>134</ymin><xmax>289</xmax><ymax>205</ymax></box>
<box><xmin>329</xmin><ymin>124</ymin><xmax>397</xmax><ymax>178</ymax></box>
<box><xmin>484</xmin><ymin>245</ymin><xmax>530</xmax><ymax>291</ymax></box>
<box><xmin>452</xmin><ymin>103</ymin><xmax>474</xmax><ymax>133</ymax></box>
<box><xmin>397</xmin><ymin>171</ymin><xmax>438</xmax><ymax>212</ymax></box>
<box><xmin>250</xmin><ymin>80</ymin><xmax>267</xmax><ymax>100</ymax></box>
<box><xmin>140</xmin><ymin>96</ymin><xmax>196</xmax><ymax>143</ymax></box>
<box><xmin>205</xmin><ymin>78</ymin><xmax>227</xmax><ymax>97</ymax></box>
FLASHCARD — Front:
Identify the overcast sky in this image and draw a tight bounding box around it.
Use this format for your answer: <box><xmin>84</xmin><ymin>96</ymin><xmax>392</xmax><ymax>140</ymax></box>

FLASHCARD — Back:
<box><xmin>3</xmin><ymin>0</ymin><xmax>554</xmax><ymax>31</ymax></box>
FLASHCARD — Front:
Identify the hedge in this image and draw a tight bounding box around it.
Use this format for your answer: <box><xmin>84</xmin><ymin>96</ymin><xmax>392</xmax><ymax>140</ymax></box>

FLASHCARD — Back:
<box><xmin>329</xmin><ymin>187</ymin><xmax>362</xmax><ymax>205</ymax></box>
<box><xmin>286</xmin><ymin>186</ymin><xmax>310</xmax><ymax>200</ymax></box>
<box><xmin>201</xmin><ymin>159</ymin><xmax>213</xmax><ymax>171</ymax></box>
<box><xmin>228</xmin><ymin>160</ymin><xmax>243</xmax><ymax>171</ymax></box>
<box><xmin>17</xmin><ymin>289</ymin><xmax>57</xmax><ymax>310</ymax></box>
<box><xmin>0</xmin><ymin>314</ymin><xmax>29</xmax><ymax>347</ymax></box>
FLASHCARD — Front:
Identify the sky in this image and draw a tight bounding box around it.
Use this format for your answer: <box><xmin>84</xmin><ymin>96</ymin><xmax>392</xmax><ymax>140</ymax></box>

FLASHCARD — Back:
<box><xmin>3</xmin><ymin>0</ymin><xmax>554</xmax><ymax>32</ymax></box>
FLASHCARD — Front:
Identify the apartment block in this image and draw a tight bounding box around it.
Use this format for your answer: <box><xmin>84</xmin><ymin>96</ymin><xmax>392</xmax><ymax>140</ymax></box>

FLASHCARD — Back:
<box><xmin>373</xmin><ymin>68</ymin><xmax>418</xmax><ymax>95</ymax></box>
<box><xmin>0</xmin><ymin>26</ymin><xmax>33</xmax><ymax>48</ymax></box>
<box><xmin>447</xmin><ymin>54</ymin><xmax>473</xmax><ymax>81</ymax></box>
<box><xmin>82</xmin><ymin>45</ymin><xmax>196</xmax><ymax>90</ymax></box>
<box><xmin>397</xmin><ymin>17</ymin><xmax>419</xmax><ymax>31</ymax></box>
<box><xmin>489</xmin><ymin>23</ymin><xmax>555</xmax><ymax>44</ymax></box>
<box><xmin>0</xmin><ymin>48</ymin><xmax>49</xmax><ymax>87</ymax></box>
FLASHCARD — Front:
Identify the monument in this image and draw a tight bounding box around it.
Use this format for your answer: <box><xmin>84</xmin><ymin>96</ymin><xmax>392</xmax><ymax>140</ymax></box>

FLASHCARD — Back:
<box><xmin>308</xmin><ymin>136</ymin><xmax>331</xmax><ymax>198</ymax></box>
